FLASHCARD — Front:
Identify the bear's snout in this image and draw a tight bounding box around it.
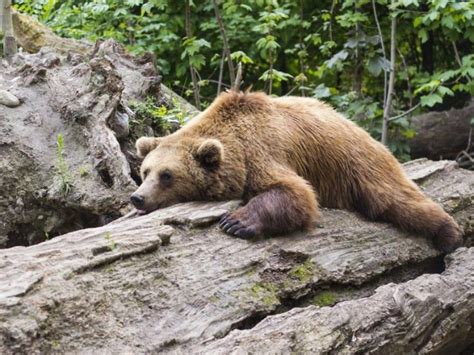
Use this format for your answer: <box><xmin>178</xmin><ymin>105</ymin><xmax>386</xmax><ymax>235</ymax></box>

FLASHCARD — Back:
<box><xmin>130</xmin><ymin>193</ymin><xmax>145</xmax><ymax>209</ymax></box>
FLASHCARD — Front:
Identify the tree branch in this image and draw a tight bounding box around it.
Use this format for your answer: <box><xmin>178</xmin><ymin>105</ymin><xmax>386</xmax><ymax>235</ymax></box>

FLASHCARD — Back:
<box><xmin>452</xmin><ymin>41</ymin><xmax>462</xmax><ymax>68</ymax></box>
<box><xmin>388</xmin><ymin>85</ymin><xmax>437</xmax><ymax>123</ymax></box>
<box><xmin>233</xmin><ymin>62</ymin><xmax>242</xmax><ymax>91</ymax></box>
<box><xmin>217</xmin><ymin>48</ymin><xmax>225</xmax><ymax>95</ymax></box>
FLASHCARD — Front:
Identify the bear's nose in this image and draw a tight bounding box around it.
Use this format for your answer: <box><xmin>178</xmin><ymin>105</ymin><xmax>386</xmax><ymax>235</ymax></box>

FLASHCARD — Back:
<box><xmin>130</xmin><ymin>193</ymin><xmax>145</xmax><ymax>209</ymax></box>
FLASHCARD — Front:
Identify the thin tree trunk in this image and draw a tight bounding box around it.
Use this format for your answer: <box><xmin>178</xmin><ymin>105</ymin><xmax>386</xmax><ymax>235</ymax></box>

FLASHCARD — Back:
<box><xmin>299</xmin><ymin>0</ymin><xmax>306</xmax><ymax>96</ymax></box>
<box><xmin>372</xmin><ymin>0</ymin><xmax>388</xmax><ymax>108</ymax></box>
<box><xmin>217</xmin><ymin>48</ymin><xmax>225</xmax><ymax>95</ymax></box>
<box><xmin>184</xmin><ymin>0</ymin><xmax>201</xmax><ymax>109</ymax></box>
<box><xmin>398</xmin><ymin>49</ymin><xmax>413</xmax><ymax>108</ymax></box>
<box><xmin>329</xmin><ymin>0</ymin><xmax>336</xmax><ymax>42</ymax></box>
<box><xmin>352</xmin><ymin>5</ymin><xmax>363</xmax><ymax>97</ymax></box>
<box><xmin>279</xmin><ymin>50</ymin><xmax>288</xmax><ymax>95</ymax></box>
<box><xmin>452</xmin><ymin>41</ymin><xmax>471</xmax><ymax>83</ymax></box>
<box><xmin>212</xmin><ymin>0</ymin><xmax>235</xmax><ymax>87</ymax></box>
<box><xmin>268</xmin><ymin>56</ymin><xmax>274</xmax><ymax>95</ymax></box>
<box><xmin>2</xmin><ymin>0</ymin><xmax>17</xmax><ymax>62</ymax></box>
<box><xmin>382</xmin><ymin>7</ymin><xmax>397</xmax><ymax>145</ymax></box>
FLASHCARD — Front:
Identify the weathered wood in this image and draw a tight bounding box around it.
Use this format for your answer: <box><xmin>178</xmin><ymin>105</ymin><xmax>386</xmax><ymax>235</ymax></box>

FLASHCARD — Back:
<box><xmin>2</xmin><ymin>0</ymin><xmax>17</xmax><ymax>62</ymax></box>
<box><xmin>0</xmin><ymin>159</ymin><xmax>472</xmax><ymax>353</ymax></box>
<box><xmin>199</xmin><ymin>247</ymin><xmax>474</xmax><ymax>354</ymax></box>
<box><xmin>1</xmin><ymin>14</ymin><xmax>198</xmax><ymax>247</ymax></box>
<box><xmin>0</xmin><ymin>41</ymin><xmax>163</xmax><ymax>247</ymax></box>
<box><xmin>11</xmin><ymin>9</ymin><xmax>90</xmax><ymax>55</ymax></box>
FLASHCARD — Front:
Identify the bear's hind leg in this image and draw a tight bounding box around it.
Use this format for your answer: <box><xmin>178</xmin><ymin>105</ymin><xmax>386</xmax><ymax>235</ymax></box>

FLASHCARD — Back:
<box><xmin>219</xmin><ymin>174</ymin><xmax>319</xmax><ymax>238</ymax></box>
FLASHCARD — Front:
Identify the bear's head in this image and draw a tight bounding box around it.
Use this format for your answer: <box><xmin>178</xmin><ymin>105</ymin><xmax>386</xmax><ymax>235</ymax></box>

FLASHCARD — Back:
<box><xmin>130</xmin><ymin>136</ymin><xmax>225</xmax><ymax>214</ymax></box>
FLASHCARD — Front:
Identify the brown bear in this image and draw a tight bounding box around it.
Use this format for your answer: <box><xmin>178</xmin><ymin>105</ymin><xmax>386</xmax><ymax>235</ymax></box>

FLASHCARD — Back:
<box><xmin>132</xmin><ymin>91</ymin><xmax>463</xmax><ymax>253</ymax></box>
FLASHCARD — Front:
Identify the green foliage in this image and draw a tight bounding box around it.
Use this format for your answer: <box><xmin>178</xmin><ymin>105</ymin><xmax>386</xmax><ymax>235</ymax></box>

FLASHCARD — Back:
<box><xmin>78</xmin><ymin>166</ymin><xmax>90</xmax><ymax>177</ymax></box>
<box><xmin>55</xmin><ymin>134</ymin><xmax>72</xmax><ymax>196</ymax></box>
<box><xmin>104</xmin><ymin>232</ymin><xmax>116</xmax><ymax>251</ymax></box>
<box><xmin>249</xmin><ymin>282</ymin><xmax>279</xmax><ymax>307</ymax></box>
<box><xmin>17</xmin><ymin>0</ymin><xmax>474</xmax><ymax>160</ymax></box>
<box><xmin>312</xmin><ymin>291</ymin><xmax>337</xmax><ymax>307</ymax></box>
<box><xmin>129</xmin><ymin>97</ymin><xmax>189</xmax><ymax>139</ymax></box>
<box><xmin>288</xmin><ymin>260</ymin><xmax>314</xmax><ymax>282</ymax></box>
<box><xmin>181</xmin><ymin>37</ymin><xmax>211</xmax><ymax>71</ymax></box>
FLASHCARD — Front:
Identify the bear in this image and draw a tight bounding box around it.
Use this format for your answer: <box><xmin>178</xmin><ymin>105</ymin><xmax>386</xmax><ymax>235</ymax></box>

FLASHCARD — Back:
<box><xmin>131</xmin><ymin>91</ymin><xmax>463</xmax><ymax>253</ymax></box>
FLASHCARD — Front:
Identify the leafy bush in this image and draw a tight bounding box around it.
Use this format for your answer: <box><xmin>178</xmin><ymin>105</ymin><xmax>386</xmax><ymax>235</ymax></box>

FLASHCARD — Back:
<box><xmin>14</xmin><ymin>0</ymin><xmax>474</xmax><ymax>159</ymax></box>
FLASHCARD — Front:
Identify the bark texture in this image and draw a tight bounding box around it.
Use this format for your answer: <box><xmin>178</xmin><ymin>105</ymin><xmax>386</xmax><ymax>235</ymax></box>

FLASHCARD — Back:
<box><xmin>0</xmin><ymin>39</ymin><xmax>196</xmax><ymax>248</ymax></box>
<box><xmin>1</xmin><ymin>11</ymin><xmax>198</xmax><ymax>248</ymax></box>
<box><xmin>409</xmin><ymin>100</ymin><xmax>474</xmax><ymax>161</ymax></box>
<box><xmin>11</xmin><ymin>10</ymin><xmax>90</xmax><ymax>55</ymax></box>
<box><xmin>0</xmin><ymin>159</ymin><xmax>472</xmax><ymax>354</ymax></box>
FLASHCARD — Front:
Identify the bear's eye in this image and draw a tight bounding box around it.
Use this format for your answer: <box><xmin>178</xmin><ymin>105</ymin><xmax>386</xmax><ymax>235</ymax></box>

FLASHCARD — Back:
<box><xmin>159</xmin><ymin>171</ymin><xmax>173</xmax><ymax>185</ymax></box>
<box><xmin>143</xmin><ymin>169</ymin><xmax>150</xmax><ymax>179</ymax></box>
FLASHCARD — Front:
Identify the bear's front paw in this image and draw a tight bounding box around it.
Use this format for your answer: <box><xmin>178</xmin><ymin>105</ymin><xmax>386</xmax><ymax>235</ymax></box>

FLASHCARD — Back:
<box><xmin>219</xmin><ymin>210</ymin><xmax>260</xmax><ymax>238</ymax></box>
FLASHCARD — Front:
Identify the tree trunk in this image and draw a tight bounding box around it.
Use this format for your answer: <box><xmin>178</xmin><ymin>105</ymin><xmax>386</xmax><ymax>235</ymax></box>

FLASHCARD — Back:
<box><xmin>421</xmin><ymin>31</ymin><xmax>434</xmax><ymax>74</ymax></box>
<box><xmin>381</xmin><ymin>6</ymin><xmax>396</xmax><ymax>145</ymax></box>
<box><xmin>0</xmin><ymin>159</ymin><xmax>473</xmax><ymax>353</ymax></box>
<box><xmin>0</xmin><ymin>13</ymin><xmax>197</xmax><ymax>248</ymax></box>
<box><xmin>184</xmin><ymin>0</ymin><xmax>201</xmax><ymax>109</ymax></box>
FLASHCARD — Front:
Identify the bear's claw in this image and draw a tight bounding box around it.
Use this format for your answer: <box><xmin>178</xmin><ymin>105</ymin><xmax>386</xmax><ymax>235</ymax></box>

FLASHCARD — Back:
<box><xmin>233</xmin><ymin>226</ymin><xmax>256</xmax><ymax>238</ymax></box>
<box><xmin>219</xmin><ymin>212</ymin><xmax>257</xmax><ymax>238</ymax></box>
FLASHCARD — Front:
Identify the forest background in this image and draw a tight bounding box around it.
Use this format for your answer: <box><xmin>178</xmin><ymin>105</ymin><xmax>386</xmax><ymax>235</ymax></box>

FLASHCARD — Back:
<box><xmin>13</xmin><ymin>0</ymin><xmax>474</xmax><ymax>160</ymax></box>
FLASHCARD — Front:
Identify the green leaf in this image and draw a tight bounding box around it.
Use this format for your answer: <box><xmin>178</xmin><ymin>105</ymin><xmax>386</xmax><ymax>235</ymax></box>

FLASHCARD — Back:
<box><xmin>420</xmin><ymin>93</ymin><xmax>443</xmax><ymax>107</ymax></box>
<box><xmin>258</xmin><ymin>69</ymin><xmax>293</xmax><ymax>82</ymax></box>
<box><xmin>434</xmin><ymin>0</ymin><xmax>449</xmax><ymax>9</ymax></box>
<box><xmin>126</xmin><ymin>0</ymin><xmax>143</xmax><ymax>6</ymax></box>
<box><xmin>326</xmin><ymin>50</ymin><xmax>349</xmax><ymax>68</ymax></box>
<box><xmin>231</xmin><ymin>51</ymin><xmax>254</xmax><ymax>64</ymax></box>
<box><xmin>437</xmin><ymin>86</ymin><xmax>454</xmax><ymax>97</ymax></box>
<box><xmin>401</xmin><ymin>0</ymin><xmax>419</xmax><ymax>6</ymax></box>
<box><xmin>419</xmin><ymin>29</ymin><xmax>428</xmax><ymax>43</ymax></box>
<box><xmin>439</xmin><ymin>69</ymin><xmax>459</xmax><ymax>81</ymax></box>
<box><xmin>404</xmin><ymin>128</ymin><xmax>417</xmax><ymax>139</ymax></box>
<box><xmin>313</xmin><ymin>84</ymin><xmax>331</xmax><ymax>98</ymax></box>
<box><xmin>367</xmin><ymin>56</ymin><xmax>390</xmax><ymax>77</ymax></box>
<box><xmin>441</xmin><ymin>15</ymin><xmax>454</xmax><ymax>29</ymax></box>
<box><xmin>428</xmin><ymin>10</ymin><xmax>439</xmax><ymax>21</ymax></box>
<box><xmin>414</xmin><ymin>80</ymin><xmax>440</xmax><ymax>95</ymax></box>
<box><xmin>141</xmin><ymin>2</ymin><xmax>154</xmax><ymax>15</ymax></box>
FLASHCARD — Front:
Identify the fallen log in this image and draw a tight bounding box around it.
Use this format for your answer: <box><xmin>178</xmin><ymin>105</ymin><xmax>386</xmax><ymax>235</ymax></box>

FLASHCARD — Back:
<box><xmin>409</xmin><ymin>100</ymin><xmax>474</xmax><ymax>161</ymax></box>
<box><xmin>200</xmin><ymin>247</ymin><xmax>474</xmax><ymax>354</ymax></box>
<box><xmin>0</xmin><ymin>158</ymin><xmax>472</xmax><ymax>353</ymax></box>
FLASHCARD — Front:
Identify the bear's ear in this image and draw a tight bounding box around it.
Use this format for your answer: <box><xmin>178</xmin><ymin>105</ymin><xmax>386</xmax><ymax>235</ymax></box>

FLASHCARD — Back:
<box><xmin>136</xmin><ymin>137</ymin><xmax>161</xmax><ymax>158</ymax></box>
<box><xmin>194</xmin><ymin>139</ymin><xmax>224</xmax><ymax>167</ymax></box>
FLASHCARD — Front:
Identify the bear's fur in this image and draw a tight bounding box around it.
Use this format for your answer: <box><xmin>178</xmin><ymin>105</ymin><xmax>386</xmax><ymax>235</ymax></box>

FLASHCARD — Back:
<box><xmin>133</xmin><ymin>91</ymin><xmax>463</xmax><ymax>253</ymax></box>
